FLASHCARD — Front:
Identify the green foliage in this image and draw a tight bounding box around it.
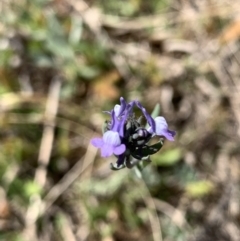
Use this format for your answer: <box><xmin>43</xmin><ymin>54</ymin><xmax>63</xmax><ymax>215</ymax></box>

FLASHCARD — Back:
<box><xmin>78</xmin><ymin>170</ymin><xmax>129</xmax><ymax>196</ymax></box>
<box><xmin>161</xmin><ymin>216</ymin><xmax>188</xmax><ymax>241</ymax></box>
<box><xmin>131</xmin><ymin>139</ymin><xmax>164</xmax><ymax>159</ymax></box>
<box><xmin>185</xmin><ymin>180</ymin><xmax>214</xmax><ymax>198</ymax></box>
<box><xmin>151</xmin><ymin>103</ymin><xmax>160</xmax><ymax>119</ymax></box>
<box><xmin>97</xmin><ymin>0</ymin><xmax>171</xmax><ymax>16</ymax></box>
<box><xmin>0</xmin><ymin>233</ymin><xmax>24</xmax><ymax>241</ymax></box>
<box><xmin>97</xmin><ymin>0</ymin><xmax>141</xmax><ymax>17</ymax></box>
<box><xmin>152</xmin><ymin>148</ymin><xmax>182</xmax><ymax>166</ymax></box>
<box><xmin>23</xmin><ymin>180</ymin><xmax>42</xmax><ymax>198</ymax></box>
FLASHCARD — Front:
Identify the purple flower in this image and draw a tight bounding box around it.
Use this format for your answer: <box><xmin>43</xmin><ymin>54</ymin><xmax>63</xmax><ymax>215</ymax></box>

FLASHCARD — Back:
<box><xmin>91</xmin><ymin>97</ymin><xmax>133</xmax><ymax>157</ymax></box>
<box><xmin>104</xmin><ymin>97</ymin><xmax>128</xmax><ymax>117</ymax></box>
<box><xmin>91</xmin><ymin>96</ymin><xmax>176</xmax><ymax>163</ymax></box>
<box><xmin>135</xmin><ymin>101</ymin><xmax>176</xmax><ymax>141</ymax></box>
<box><xmin>91</xmin><ymin>131</ymin><xmax>126</xmax><ymax>157</ymax></box>
<box><xmin>148</xmin><ymin>117</ymin><xmax>176</xmax><ymax>141</ymax></box>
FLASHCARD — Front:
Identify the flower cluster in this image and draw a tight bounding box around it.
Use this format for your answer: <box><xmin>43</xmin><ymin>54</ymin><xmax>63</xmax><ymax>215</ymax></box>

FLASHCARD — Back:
<box><xmin>91</xmin><ymin>97</ymin><xmax>176</xmax><ymax>170</ymax></box>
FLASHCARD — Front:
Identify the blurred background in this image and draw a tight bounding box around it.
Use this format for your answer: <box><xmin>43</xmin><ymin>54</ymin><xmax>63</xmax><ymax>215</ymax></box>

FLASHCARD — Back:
<box><xmin>1</xmin><ymin>0</ymin><xmax>240</xmax><ymax>240</ymax></box>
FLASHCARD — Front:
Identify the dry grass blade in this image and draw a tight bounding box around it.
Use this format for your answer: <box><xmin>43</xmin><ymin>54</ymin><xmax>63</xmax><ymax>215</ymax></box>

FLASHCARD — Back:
<box><xmin>152</xmin><ymin>198</ymin><xmax>191</xmax><ymax>232</ymax></box>
<box><xmin>43</xmin><ymin>143</ymin><xmax>97</xmax><ymax>212</ymax></box>
<box><xmin>136</xmin><ymin>176</ymin><xmax>163</xmax><ymax>241</ymax></box>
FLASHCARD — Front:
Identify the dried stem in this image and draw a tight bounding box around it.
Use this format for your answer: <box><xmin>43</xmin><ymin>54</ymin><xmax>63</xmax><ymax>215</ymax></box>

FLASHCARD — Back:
<box><xmin>23</xmin><ymin>77</ymin><xmax>62</xmax><ymax>241</ymax></box>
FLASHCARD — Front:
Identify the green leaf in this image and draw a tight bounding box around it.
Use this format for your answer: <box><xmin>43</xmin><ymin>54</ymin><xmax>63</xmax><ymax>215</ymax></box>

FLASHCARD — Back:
<box><xmin>151</xmin><ymin>103</ymin><xmax>160</xmax><ymax>118</ymax></box>
<box><xmin>77</xmin><ymin>65</ymin><xmax>101</xmax><ymax>80</ymax></box>
<box><xmin>145</xmin><ymin>103</ymin><xmax>160</xmax><ymax>128</ymax></box>
<box><xmin>46</xmin><ymin>12</ymin><xmax>65</xmax><ymax>37</ymax></box>
<box><xmin>130</xmin><ymin>139</ymin><xmax>164</xmax><ymax>159</ymax></box>
<box><xmin>23</xmin><ymin>181</ymin><xmax>42</xmax><ymax>198</ymax></box>
<box><xmin>69</xmin><ymin>15</ymin><xmax>83</xmax><ymax>46</ymax></box>
<box><xmin>152</xmin><ymin>148</ymin><xmax>182</xmax><ymax>166</ymax></box>
<box><xmin>34</xmin><ymin>55</ymin><xmax>53</xmax><ymax>67</ymax></box>
<box><xmin>45</xmin><ymin>13</ymin><xmax>75</xmax><ymax>60</ymax></box>
<box><xmin>46</xmin><ymin>36</ymin><xmax>74</xmax><ymax>60</ymax></box>
<box><xmin>185</xmin><ymin>180</ymin><xmax>214</xmax><ymax>198</ymax></box>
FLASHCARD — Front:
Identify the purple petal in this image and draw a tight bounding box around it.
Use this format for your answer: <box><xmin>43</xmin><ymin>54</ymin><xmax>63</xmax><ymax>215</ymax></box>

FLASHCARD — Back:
<box><xmin>126</xmin><ymin>100</ymin><xmax>135</xmax><ymax>114</ymax></box>
<box><xmin>103</xmin><ymin>131</ymin><xmax>121</xmax><ymax>145</ymax></box>
<box><xmin>110</xmin><ymin>110</ymin><xmax>122</xmax><ymax>133</ymax></box>
<box><xmin>116</xmin><ymin>97</ymin><xmax>127</xmax><ymax>117</ymax></box>
<box><xmin>91</xmin><ymin>138</ymin><xmax>104</xmax><ymax>148</ymax></box>
<box><xmin>162</xmin><ymin>129</ymin><xmax>176</xmax><ymax>141</ymax></box>
<box><xmin>154</xmin><ymin>117</ymin><xmax>168</xmax><ymax>135</ymax></box>
<box><xmin>113</xmin><ymin>144</ymin><xmax>126</xmax><ymax>155</ymax></box>
<box><xmin>110</xmin><ymin>98</ymin><xmax>135</xmax><ymax>137</ymax></box>
<box><xmin>135</xmin><ymin>101</ymin><xmax>156</xmax><ymax>131</ymax></box>
<box><xmin>111</xmin><ymin>106</ymin><xmax>128</xmax><ymax>137</ymax></box>
<box><xmin>153</xmin><ymin>117</ymin><xmax>176</xmax><ymax>141</ymax></box>
<box><xmin>101</xmin><ymin>144</ymin><xmax>114</xmax><ymax>157</ymax></box>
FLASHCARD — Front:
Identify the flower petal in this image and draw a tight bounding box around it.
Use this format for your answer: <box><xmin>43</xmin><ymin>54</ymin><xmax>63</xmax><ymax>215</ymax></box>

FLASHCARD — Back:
<box><xmin>154</xmin><ymin>117</ymin><xmax>168</xmax><ymax>135</ymax></box>
<box><xmin>162</xmin><ymin>129</ymin><xmax>176</xmax><ymax>141</ymax></box>
<box><xmin>153</xmin><ymin>117</ymin><xmax>176</xmax><ymax>141</ymax></box>
<box><xmin>103</xmin><ymin>131</ymin><xmax>121</xmax><ymax>146</ymax></box>
<box><xmin>113</xmin><ymin>144</ymin><xmax>126</xmax><ymax>155</ymax></box>
<box><xmin>91</xmin><ymin>138</ymin><xmax>104</xmax><ymax>148</ymax></box>
<box><xmin>101</xmin><ymin>144</ymin><xmax>114</xmax><ymax>157</ymax></box>
<box><xmin>135</xmin><ymin>101</ymin><xmax>156</xmax><ymax>131</ymax></box>
<box><xmin>113</xmin><ymin>97</ymin><xmax>128</xmax><ymax>117</ymax></box>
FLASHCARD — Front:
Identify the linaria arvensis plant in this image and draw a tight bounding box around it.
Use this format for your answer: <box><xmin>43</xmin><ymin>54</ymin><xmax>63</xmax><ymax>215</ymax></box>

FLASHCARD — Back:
<box><xmin>91</xmin><ymin>97</ymin><xmax>176</xmax><ymax>170</ymax></box>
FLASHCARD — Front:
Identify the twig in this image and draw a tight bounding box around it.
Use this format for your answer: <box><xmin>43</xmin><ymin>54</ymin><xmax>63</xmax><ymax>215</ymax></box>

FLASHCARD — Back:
<box><xmin>58</xmin><ymin>211</ymin><xmax>77</xmax><ymax>241</ymax></box>
<box><xmin>34</xmin><ymin>77</ymin><xmax>62</xmax><ymax>187</ymax></box>
<box><xmin>23</xmin><ymin>77</ymin><xmax>62</xmax><ymax>241</ymax></box>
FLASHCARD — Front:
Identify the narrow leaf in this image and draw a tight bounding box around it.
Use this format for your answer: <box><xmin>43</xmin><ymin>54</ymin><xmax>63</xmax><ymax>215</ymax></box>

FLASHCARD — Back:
<box><xmin>151</xmin><ymin>103</ymin><xmax>160</xmax><ymax>118</ymax></box>
<box><xmin>130</xmin><ymin>139</ymin><xmax>164</xmax><ymax>159</ymax></box>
